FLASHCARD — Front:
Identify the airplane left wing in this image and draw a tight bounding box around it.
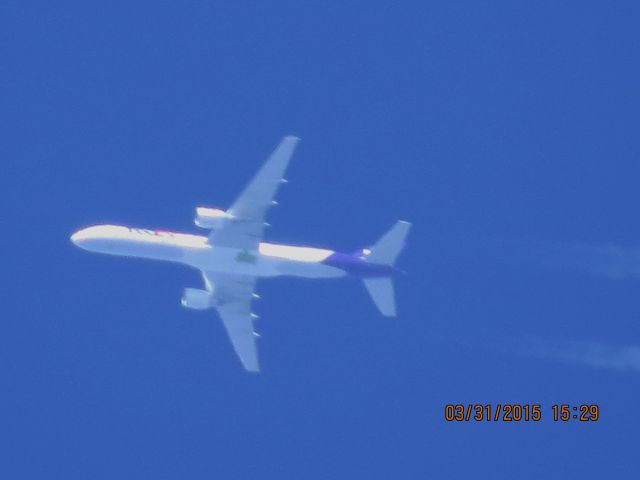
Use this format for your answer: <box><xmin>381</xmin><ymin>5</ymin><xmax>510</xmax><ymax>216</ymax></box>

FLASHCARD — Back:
<box><xmin>203</xmin><ymin>271</ymin><xmax>260</xmax><ymax>372</ymax></box>
<box><xmin>209</xmin><ymin>135</ymin><xmax>300</xmax><ymax>251</ymax></box>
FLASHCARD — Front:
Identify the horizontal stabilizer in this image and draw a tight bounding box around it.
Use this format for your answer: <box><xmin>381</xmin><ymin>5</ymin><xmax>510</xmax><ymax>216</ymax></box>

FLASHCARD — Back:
<box><xmin>363</xmin><ymin>277</ymin><xmax>396</xmax><ymax>317</ymax></box>
<box><xmin>367</xmin><ymin>220</ymin><xmax>411</xmax><ymax>266</ymax></box>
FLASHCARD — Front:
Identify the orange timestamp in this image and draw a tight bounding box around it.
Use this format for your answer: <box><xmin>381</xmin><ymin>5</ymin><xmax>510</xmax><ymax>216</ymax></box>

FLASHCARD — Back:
<box><xmin>444</xmin><ymin>404</ymin><xmax>600</xmax><ymax>422</ymax></box>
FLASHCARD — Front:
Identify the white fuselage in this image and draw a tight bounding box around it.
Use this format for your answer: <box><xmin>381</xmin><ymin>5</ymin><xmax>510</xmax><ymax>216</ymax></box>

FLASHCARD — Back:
<box><xmin>70</xmin><ymin>225</ymin><xmax>346</xmax><ymax>279</ymax></box>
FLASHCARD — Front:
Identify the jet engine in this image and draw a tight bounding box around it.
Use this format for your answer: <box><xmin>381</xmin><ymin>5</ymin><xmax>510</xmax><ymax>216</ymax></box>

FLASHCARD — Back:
<box><xmin>194</xmin><ymin>207</ymin><xmax>232</xmax><ymax>229</ymax></box>
<box><xmin>181</xmin><ymin>288</ymin><xmax>212</xmax><ymax>310</ymax></box>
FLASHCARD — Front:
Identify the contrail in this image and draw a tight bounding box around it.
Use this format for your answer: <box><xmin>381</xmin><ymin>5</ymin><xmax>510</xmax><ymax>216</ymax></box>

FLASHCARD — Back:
<box><xmin>520</xmin><ymin>336</ymin><xmax>640</xmax><ymax>373</ymax></box>
<box><xmin>513</xmin><ymin>240</ymin><xmax>640</xmax><ymax>279</ymax></box>
<box><xmin>536</xmin><ymin>242</ymin><xmax>640</xmax><ymax>279</ymax></box>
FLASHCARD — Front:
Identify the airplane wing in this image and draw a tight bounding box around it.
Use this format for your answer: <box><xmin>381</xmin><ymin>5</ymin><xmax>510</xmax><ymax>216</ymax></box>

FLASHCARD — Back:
<box><xmin>209</xmin><ymin>135</ymin><xmax>300</xmax><ymax>251</ymax></box>
<box><xmin>203</xmin><ymin>271</ymin><xmax>260</xmax><ymax>372</ymax></box>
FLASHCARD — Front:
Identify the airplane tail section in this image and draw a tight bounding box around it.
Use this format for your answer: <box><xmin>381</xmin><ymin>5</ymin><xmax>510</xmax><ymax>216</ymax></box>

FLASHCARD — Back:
<box><xmin>363</xmin><ymin>277</ymin><xmax>396</xmax><ymax>317</ymax></box>
<box><xmin>366</xmin><ymin>220</ymin><xmax>411</xmax><ymax>266</ymax></box>
<box><xmin>362</xmin><ymin>220</ymin><xmax>411</xmax><ymax>317</ymax></box>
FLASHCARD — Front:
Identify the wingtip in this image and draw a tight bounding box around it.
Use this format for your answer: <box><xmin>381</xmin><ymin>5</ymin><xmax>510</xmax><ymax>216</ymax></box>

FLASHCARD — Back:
<box><xmin>396</xmin><ymin>220</ymin><xmax>412</xmax><ymax>233</ymax></box>
<box><xmin>242</xmin><ymin>357</ymin><xmax>261</xmax><ymax>373</ymax></box>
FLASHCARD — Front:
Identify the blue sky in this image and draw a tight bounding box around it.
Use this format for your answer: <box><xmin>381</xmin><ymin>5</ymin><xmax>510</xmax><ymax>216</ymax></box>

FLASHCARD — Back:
<box><xmin>2</xmin><ymin>1</ymin><xmax>639</xmax><ymax>478</ymax></box>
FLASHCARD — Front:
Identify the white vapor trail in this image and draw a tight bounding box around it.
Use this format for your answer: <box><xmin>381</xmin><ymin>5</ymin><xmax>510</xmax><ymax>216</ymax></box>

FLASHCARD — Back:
<box><xmin>521</xmin><ymin>337</ymin><xmax>640</xmax><ymax>373</ymax></box>
<box><xmin>532</xmin><ymin>242</ymin><xmax>640</xmax><ymax>279</ymax></box>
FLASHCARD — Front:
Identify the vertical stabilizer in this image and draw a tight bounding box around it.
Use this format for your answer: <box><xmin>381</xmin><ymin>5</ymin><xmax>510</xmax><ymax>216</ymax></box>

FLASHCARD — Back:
<box><xmin>363</xmin><ymin>277</ymin><xmax>397</xmax><ymax>317</ymax></box>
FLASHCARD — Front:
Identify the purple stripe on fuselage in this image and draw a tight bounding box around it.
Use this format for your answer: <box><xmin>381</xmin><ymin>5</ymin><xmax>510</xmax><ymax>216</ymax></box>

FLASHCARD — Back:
<box><xmin>322</xmin><ymin>252</ymin><xmax>397</xmax><ymax>277</ymax></box>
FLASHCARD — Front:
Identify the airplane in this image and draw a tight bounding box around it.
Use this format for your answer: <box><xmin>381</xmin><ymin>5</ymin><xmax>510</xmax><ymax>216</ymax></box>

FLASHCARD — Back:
<box><xmin>70</xmin><ymin>136</ymin><xmax>411</xmax><ymax>372</ymax></box>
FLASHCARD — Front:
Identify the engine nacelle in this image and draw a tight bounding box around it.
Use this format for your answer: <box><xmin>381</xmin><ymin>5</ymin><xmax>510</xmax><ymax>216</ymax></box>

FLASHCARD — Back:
<box><xmin>181</xmin><ymin>288</ymin><xmax>212</xmax><ymax>310</ymax></box>
<box><xmin>194</xmin><ymin>207</ymin><xmax>232</xmax><ymax>229</ymax></box>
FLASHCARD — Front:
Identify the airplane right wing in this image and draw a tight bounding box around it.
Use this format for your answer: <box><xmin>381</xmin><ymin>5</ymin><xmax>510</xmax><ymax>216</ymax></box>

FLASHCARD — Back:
<box><xmin>203</xmin><ymin>271</ymin><xmax>260</xmax><ymax>372</ymax></box>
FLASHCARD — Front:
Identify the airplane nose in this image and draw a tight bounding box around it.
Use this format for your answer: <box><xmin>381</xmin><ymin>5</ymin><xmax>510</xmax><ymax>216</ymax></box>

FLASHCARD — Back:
<box><xmin>70</xmin><ymin>230</ymin><xmax>85</xmax><ymax>246</ymax></box>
